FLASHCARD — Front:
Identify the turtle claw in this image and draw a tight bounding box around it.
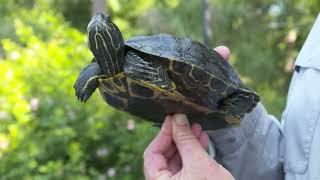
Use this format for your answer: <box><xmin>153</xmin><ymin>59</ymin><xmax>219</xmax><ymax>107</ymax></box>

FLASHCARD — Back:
<box><xmin>82</xmin><ymin>94</ymin><xmax>88</xmax><ymax>102</ymax></box>
<box><xmin>74</xmin><ymin>87</ymin><xmax>87</xmax><ymax>103</ymax></box>
<box><xmin>79</xmin><ymin>94</ymin><xmax>83</xmax><ymax>101</ymax></box>
<box><xmin>76</xmin><ymin>92</ymin><xmax>90</xmax><ymax>103</ymax></box>
<box><xmin>83</xmin><ymin>98</ymin><xmax>88</xmax><ymax>103</ymax></box>
<box><xmin>76</xmin><ymin>92</ymin><xmax>82</xmax><ymax>102</ymax></box>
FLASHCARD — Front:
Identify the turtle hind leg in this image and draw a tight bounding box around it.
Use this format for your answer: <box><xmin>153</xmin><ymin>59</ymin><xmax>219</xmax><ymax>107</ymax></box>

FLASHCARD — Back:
<box><xmin>123</xmin><ymin>51</ymin><xmax>173</xmax><ymax>91</ymax></box>
<box><xmin>218</xmin><ymin>92</ymin><xmax>259</xmax><ymax>121</ymax></box>
<box><xmin>74</xmin><ymin>62</ymin><xmax>104</xmax><ymax>102</ymax></box>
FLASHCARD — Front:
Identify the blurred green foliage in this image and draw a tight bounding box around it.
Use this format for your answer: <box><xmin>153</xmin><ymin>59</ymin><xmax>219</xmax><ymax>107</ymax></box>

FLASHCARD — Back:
<box><xmin>0</xmin><ymin>0</ymin><xmax>319</xmax><ymax>179</ymax></box>
<box><xmin>0</xmin><ymin>2</ymin><xmax>156</xmax><ymax>179</ymax></box>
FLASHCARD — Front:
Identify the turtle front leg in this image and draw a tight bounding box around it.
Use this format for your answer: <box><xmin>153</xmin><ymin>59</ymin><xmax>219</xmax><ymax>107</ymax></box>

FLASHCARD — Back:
<box><xmin>74</xmin><ymin>61</ymin><xmax>105</xmax><ymax>102</ymax></box>
<box><xmin>123</xmin><ymin>51</ymin><xmax>175</xmax><ymax>127</ymax></box>
<box><xmin>123</xmin><ymin>51</ymin><xmax>174</xmax><ymax>91</ymax></box>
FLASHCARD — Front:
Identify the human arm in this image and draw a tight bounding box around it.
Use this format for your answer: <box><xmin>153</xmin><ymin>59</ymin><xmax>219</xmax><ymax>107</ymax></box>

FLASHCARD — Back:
<box><xmin>208</xmin><ymin>103</ymin><xmax>284</xmax><ymax>179</ymax></box>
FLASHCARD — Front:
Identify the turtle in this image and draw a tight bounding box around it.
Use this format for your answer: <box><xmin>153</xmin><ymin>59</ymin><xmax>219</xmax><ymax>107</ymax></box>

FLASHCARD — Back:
<box><xmin>74</xmin><ymin>13</ymin><xmax>259</xmax><ymax>130</ymax></box>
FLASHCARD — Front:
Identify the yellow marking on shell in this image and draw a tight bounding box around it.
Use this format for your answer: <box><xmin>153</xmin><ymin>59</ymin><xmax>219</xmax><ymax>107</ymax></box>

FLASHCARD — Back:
<box><xmin>204</xmin><ymin>76</ymin><xmax>212</xmax><ymax>88</ymax></box>
<box><xmin>224</xmin><ymin>115</ymin><xmax>240</xmax><ymax>125</ymax></box>
<box><xmin>98</xmin><ymin>73</ymin><xmax>128</xmax><ymax>109</ymax></box>
<box><xmin>188</xmin><ymin>65</ymin><xmax>199</xmax><ymax>82</ymax></box>
<box><xmin>180</xmin><ymin>73</ymin><xmax>197</xmax><ymax>90</ymax></box>
<box><xmin>81</xmin><ymin>74</ymin><xmax>108</xmax><ymax>92</ymax></box>
<box><xmin>158</xmin><ymin>90</ymin><xmax>214</xmax><ymax>113</ymax></box>
<box><xmin>167</xmin><ymin>59</ymin><xmax>235</xmax><ymax>90</ymax></box>
<box><xmin>98</xmin><ymin>89</ymin><xmax>129</xmax><ymax>109</ymax></box>
<box><xmin>113</xmin><ymin>72</ymin><xmax>126</xmax><ymax>78</ymax></box>
<box><xmin>96</xmin><ymin>71</ymin><xmax>219</xmax><ymax>115</ymax></box>
<box><xmin>178</xmin><ymin>64</ymin><xmax>199</xmax><ymax>90</ymax></box>
<box><xmin>126</xmin><ymin>78</ymin><xmax>161</xmax><ymax>99</ymax></box>
<box><xmin>99</xmin><ymin>72</ymin><xmax>127</xmax><ymax>94</ymax></box>
<box><xmin>167</xmin><ymin>60</ymin><xmax>233</xmax><ymax>93</ymax></box>
<box><xmin>99</xmin><ymin>79</ymin><xmax>116</xmax><ymax>93</ymax></box>
<box><xmin>207</xmin><ymin>77</ymin><xmax>214</xmax><ymax>91</ymax></box>
<box><xmin>197</xmin><ymin>64</ymin><xmax>233</xmax><ymax>88</ymax></box>
<box><xmin>168</xmin><ymin>60</ymin><xmax>181</xmax><ymax>76</ymax></box>
<box><xmin>111</xmin><ymin>73</ymin><xmax>127</xmax><ymax>91</ymax></box>
<box><xmin>126</xmin><ymin>77</ymin><xmax>215</xmax><ymax>113</ymax></box>
<box><xmin>170</xmin><ymin>81</ymin><xmax>177</xmax><ymax>90</ymax></box>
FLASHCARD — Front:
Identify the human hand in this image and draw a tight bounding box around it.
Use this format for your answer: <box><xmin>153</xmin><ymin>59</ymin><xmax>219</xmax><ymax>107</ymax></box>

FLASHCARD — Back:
<box><xmin>143</xmin><ymin>114</ymin><xmax>234</xmax><ymax>180</ymax></box>
<box><xmin>214</xmin><ymin>45</ymin><xmax>230</xmax><ymax>61</ymax></box>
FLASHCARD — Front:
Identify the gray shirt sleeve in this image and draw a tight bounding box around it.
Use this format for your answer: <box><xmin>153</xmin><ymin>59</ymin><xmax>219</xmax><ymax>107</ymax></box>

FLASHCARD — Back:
<box><xmin>207</xmin><ymin>103</ymin><xmax>284</xmax><ymax>180</ymax></box>
<box><xmin>207</xmin><ymin>13</ymin><xmax>320</xmax><ymax>180</ymax></box>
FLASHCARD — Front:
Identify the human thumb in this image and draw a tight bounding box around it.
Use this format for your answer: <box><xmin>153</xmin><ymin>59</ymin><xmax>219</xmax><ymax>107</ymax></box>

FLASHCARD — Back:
<box><xmin>214</xmin><ymin>46</ymin><xmax>230</xmax><ymax>61</ymax></box>
<box><xmin>172</xmin><ymin>114</ymin><xmax>207</xmax><ymax>165</ymax></box>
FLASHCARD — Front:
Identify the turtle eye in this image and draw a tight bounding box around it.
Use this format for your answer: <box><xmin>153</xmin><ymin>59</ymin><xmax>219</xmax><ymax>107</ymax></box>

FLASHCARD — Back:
<box><xmin>106</xmin><ymin>16</ymin><xmax>112</xmax><ymax>22</ymax></box>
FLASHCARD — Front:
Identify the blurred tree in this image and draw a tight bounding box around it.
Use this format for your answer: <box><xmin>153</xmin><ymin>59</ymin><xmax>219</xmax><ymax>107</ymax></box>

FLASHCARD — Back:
<box><xmin>91</xmin><ymin>0</ymin><xmax>107</xmax><ymax>16</ymax></box>
<box><xmin>146</xmin><ymin>0</ymin><xmax>318</xmax><ymax>116</ymax></box>
<box><xmin>0</xmin><ymin>6</ymin><xmax>156</xmax><ymax>180</ymax></box>
<box><xmin>208</xmin><ymin>0</ymin><xmax>318</xmax><ymax>116</ymax></box>
<box><xmin>203</xmin><ymin>0</ymin><xmax>213</xmax><ymax>47</ymax></box>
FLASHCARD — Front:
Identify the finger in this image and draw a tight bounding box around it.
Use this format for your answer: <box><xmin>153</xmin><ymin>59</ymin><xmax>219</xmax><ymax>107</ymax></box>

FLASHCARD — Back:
<box><xmin>165</xmin><ymin>123</ymin><xmax>202</xmax><ymax>159</ymax></box>
<box><xmin>171</xmin><ymin>114</ymin><xmax>206</xmax><ymax>165</ymax></box>
<box><xmin>191</xmin><ymin>123</ymin><xmax>202</xmax><ymax>139</ymax></box>
<box><xmin>191</xmin><ymin>123</ymin><xmax>209</xmax><ymax>150</ymax></box>
<box><xmin>144</xmin><ymin>153</ymin><xmax>171</xmax><ymax>180</ymax></box>
<box><xmin>165</xmin><ymin>123</ymin><xmax>203</xmax><ymax>167</ymax></box>
<box><xmin>163</xmin><ymin>142</ymin><xmax>177</xmax><ymax>159</ymax></box>
<box><xmin>144</xmin><ymin>116</ymin><xmax>173</xmax><ymax>179</ymax></box>
<box><xmin>214</xmin><ymin>46</ymin><xmax>230</xmax><ymax>61</ymax></box>
<box><xmin>199</xmin><ymin>132</ymin><xmax>209</xmax><ymax>150</ymax></box>
<box><xmin>167</xmin><ymin>152</ymin><xmax>182</xmax><ymax>174</ymax></box>
<box><xmin>166</xmin><ymin>123</ymin><xmax>203</xmax><ymax>172</ymax></box>
<box><xmin>144</xmin><ymin>116</ymin><xmax>173</xmax><ymax>157</ymax></box>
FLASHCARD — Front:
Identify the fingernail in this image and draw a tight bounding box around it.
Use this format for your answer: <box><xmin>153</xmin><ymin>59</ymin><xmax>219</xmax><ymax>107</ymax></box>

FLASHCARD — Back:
<box><xmin>165</xmin><ymin>115</ymin><xmax>172</xmax><ymax>121</ymax></box>
<box><xmin>161</xmin><ymin>116</ymin><xmax>171</xmax><ymax>130</ymax></box>
<box><xmin>174</xmin><ymin>114</ymin><xmax>189</xmax><ymax>126</ymax></box>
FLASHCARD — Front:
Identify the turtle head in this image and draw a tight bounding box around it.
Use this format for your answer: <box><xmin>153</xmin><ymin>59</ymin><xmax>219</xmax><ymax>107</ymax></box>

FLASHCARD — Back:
<box><xmin>87</xmin><ymin>13</ymin><xmax>125</xmax><ymax>77</ymax></box>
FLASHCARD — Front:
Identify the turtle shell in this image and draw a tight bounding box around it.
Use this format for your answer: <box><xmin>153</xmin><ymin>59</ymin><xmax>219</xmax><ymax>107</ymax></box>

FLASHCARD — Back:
<box><xmin>96</xmin><ymin>34</ymin><xmax>259</xmax><ymax>130</ymax></box>
<box><xmin>77</xmin><ymin>13</ymin><xmax>260</xmax><ymax>130</ymax></box>
<box><xmin>124</xmin><ymin>34</ymin><xmax>257</xmax><ymax>111</ymax></box>
<box><xmin>125</xmin><ymin>34</ymin><xmax>243</xmax><ymax>88</ymax></box>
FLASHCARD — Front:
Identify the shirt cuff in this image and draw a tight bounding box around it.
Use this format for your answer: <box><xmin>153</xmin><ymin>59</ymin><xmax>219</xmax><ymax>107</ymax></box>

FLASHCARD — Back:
<box><xmin>207</xmin><ymin>103</ymin><xmax>266</xmax><ymax>156</ymax></box>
